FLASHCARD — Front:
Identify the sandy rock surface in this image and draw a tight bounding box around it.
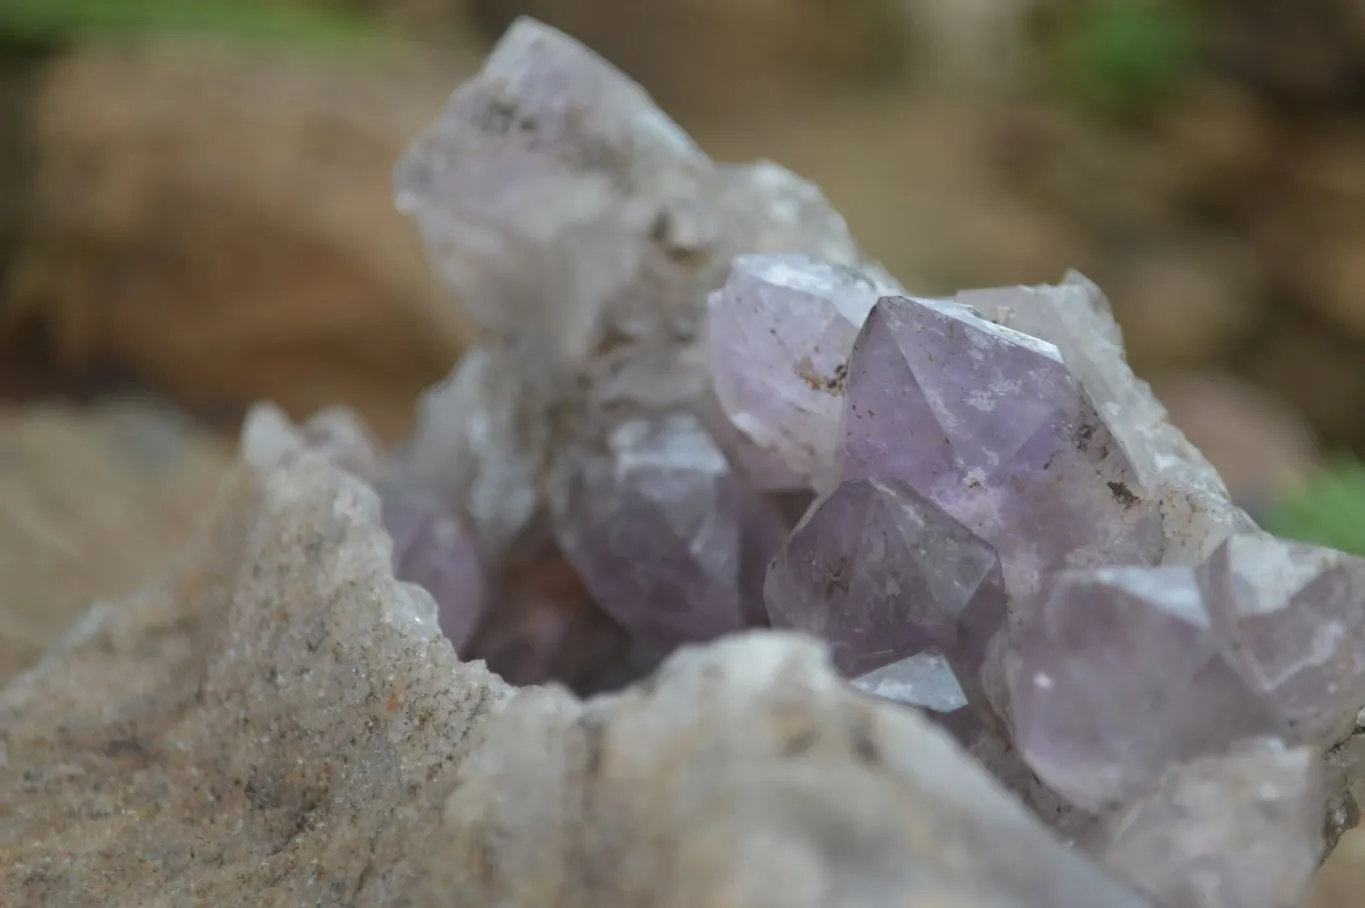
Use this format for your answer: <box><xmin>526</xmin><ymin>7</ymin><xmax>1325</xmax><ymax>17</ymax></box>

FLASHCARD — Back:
<box><xmin>0</xmin><ymin>426</ymin><xmax>1154</xmax><ymax>907</ymax></box>
<box><xmin>0</xmin><ymin>401</ymin><xmax>231</xmax><ymax>682</ymax></box>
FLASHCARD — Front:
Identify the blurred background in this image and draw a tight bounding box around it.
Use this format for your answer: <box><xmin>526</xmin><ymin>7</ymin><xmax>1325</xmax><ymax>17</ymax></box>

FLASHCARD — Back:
<box><xmin>1</xmin><ymin>0</ymin><xmax>1364</xmax><ymax>898</ymax></box>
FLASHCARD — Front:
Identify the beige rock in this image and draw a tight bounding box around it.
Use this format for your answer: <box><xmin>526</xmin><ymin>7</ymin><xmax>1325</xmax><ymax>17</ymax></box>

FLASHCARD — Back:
<box><xmin>1305</xmin><ymin>827</ymin><xmax>1365</xmax><ymax>908</ymax></box>
<box><xmin>2</xmin><ymin>41</ymin><xmax>476</xmax><ymax>441</ymax></box>
<box><xmin>0</xmin><ymin>400</ymin><xmax>231</xmax><ymax>683</ymax></box>
<box><xmin>0</xmin><ymin>433</ymin><xmax>1153</xmax><ymax>908</ymax></box>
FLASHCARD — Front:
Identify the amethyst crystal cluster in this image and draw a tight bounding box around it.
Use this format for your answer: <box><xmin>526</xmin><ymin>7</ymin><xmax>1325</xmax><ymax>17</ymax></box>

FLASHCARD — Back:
<box><xmin>365</xmin><ymin>17</ymin><xmax>1365</xmax><ymax>907</ymax></box>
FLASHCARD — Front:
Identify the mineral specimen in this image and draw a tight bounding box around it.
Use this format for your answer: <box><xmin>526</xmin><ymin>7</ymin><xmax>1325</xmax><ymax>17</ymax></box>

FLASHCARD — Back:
<box><xmin>841</xmin><ymin>295</ymin><xmax>1165</xmax><ymax>608</ymax></box>
<box><xmin>707</xmin><ymin>253</ymin><xmax>903</xmax><ymax>490</ymax></box>
<box><xmin>550</xmin><ymin>411</ymin><xmax>782</xmax><ymax>652</ymax></box>
<box><xmin>764</xmin><ymin>476</ymin><xmax>1006</xmax><ymax>687</ymax></box>
<box><xmin>5</xmin><ymin>15</ymin><xmax>1358</xmax><ymax>908</ymax></box>
<box><xmin>1007</xmin><ymin>565</ymin><xmax>1281</xmax><ymax>809</ymax></box>
<box><xmin>1198</xmin><ymin>532</ymin><xmax>1365</xmax><ymax>747</ymax></box>
<box><xmin>1100</xmin><ymin>739</ymin><xmax>1323</xmax><ymax>908</ymax></box>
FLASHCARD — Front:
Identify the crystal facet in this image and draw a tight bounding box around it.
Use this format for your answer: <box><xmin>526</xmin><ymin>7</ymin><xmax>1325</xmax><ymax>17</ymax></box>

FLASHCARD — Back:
<box><xmin>965</xmin><ymin>274</ymin><xmax>1256</xmax><ymax>562</ymax></box>
<box><xmin>708</xmin><ymin>253</ymin><xmax>903</xmax><ymax>490</ymax></box>
<box><xmin>1008</xmin><ymin>565</ymin><xmax>1281</xmax><ymax>808</ymax></box>
<box><xmin>1100</xmin><ymin>739</ymin><xmax>1323</xmax><ymax>908</ymax></box>
<box><xmin>764</xmin><ymin>477</ymin><xmax>1006</xmax><ymax>684</ymax></box>
<box><xmin>393</xmin><ymin>17</ymin><xmax>710</xmax><ymax>364</ymax></box>
<box><xmin>851</xmin><ymin>651</ymin><xmax>978</xmax><ymax>744</ymax></box>
<box><xmin>841</xmin><ymin>296</ymin><xmax>1165</xmax><ymax>610</ymax></box>
<box><xmin>1200</xmin><ymin>532</ymin><xmax>1365</xmax><ymax>746</ymax></box>
<box><xmin>550</xmin><ymin>412</ymin><xmax>780</xmax><ymax>652</ymax></box>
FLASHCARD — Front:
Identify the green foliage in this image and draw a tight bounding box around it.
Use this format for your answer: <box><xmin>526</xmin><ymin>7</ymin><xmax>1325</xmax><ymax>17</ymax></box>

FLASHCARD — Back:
<box><xmin>1060</xmin><ymin>0</ymin><xmax>1197</xmax><ymax>116</ymax></box>
<box><xmin>0</xmin><ymin>0</ymin><xmax>385</xmax><ymax>53</ymax></box>
<box><xmin>1262</xmin><ymin>459</ymin><xmax>1365</xmax><ymax>557</ymax></box>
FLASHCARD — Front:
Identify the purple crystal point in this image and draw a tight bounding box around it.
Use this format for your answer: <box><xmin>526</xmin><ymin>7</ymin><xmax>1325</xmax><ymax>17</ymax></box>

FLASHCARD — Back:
<box><xmin>1100</xmin><ymin>739</ymin><xmax>1323</xmax><ymax>908</ymax></box>
<box><xmin>965</xmin><ymin>274</ymin><xmax>1256</xmax><ymax>562</ymax></box>
<box><xmin>1200</xmin><ymin>532</ymin><xmax>1365</xmax><ymax>746</ymax></box>
<box><xmin>841</xmin><ymin>295</ymin><xmax>1165</xmax><ymax>608</ymax></box>
<box><xmin>851</xmin><ymin>651</ymin><xmax>978</xmax><ymax>744</ymax></box>
<box><xmin>1009</xmin><ymin>566</ymin><xmax>1281</xmax><ymax>809</ymax></box>
<box><xmin>382</xmin><ymin>495</ymin><xmax>487</xmax><ymax>653</ymax></box>
<box><xmin>707</xmin><ymin>253</ymin><xmax>903</xmax><ymax>490</ymax></box>
<box><xmin>764</xmin><ymin>477</ymin><xmax>1006</xmax><ymax>685</ymax></box>
<box><xmin>549</xmin><ymin>411</ymin><xmax>781</xmax><ymax>654</ymax></box>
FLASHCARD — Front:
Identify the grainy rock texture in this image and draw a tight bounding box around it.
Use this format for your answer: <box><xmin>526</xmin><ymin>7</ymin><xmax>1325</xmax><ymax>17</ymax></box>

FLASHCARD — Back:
<box><xmin>0</xmin><ymin>443</ymin><xmax>1152</xmax><ymax>908</ymax></box>
<box><xmin>0</xmin><ymin>400</ymin><xmax>231</xmax><ymax>682</ymax></box>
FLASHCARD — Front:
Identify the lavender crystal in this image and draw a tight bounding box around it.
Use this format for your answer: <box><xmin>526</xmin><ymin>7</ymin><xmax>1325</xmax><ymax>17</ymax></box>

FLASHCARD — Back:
<box><xmin>382</xmin><ymin>19</ymin><xmax>1363</xmax><ymax>908</ymax></box>
<box><xmin>765</xmin><ymin>477</ymin><xmax>1005</xmax><ymax>687</ymax></box>
<box><xmin>708</xmin><ymin>253</ymin><xmax>903</xmax><ymax>490</ymax></box>
<box><xmin>841</xmin><ymin>296</ymin><xmax>1165</xmax><ymax>610</ymax></box>
<box><xmin>1008</xmin><ymin>565</ymin><xmax>1281</xmax><ymax>808</ymax></box>
<box><xmin>550</xmin><ymin>412</ymin><xmax>780</xmax><ymax>653</ymax></box>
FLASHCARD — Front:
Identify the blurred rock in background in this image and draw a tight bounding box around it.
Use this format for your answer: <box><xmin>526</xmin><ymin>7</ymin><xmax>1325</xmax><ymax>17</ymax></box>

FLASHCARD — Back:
<box><xmin>1</xmin><ymin>36</ymin><xmax>474</xmax><ymax>441</ymax></box>
<box><xmin>4</xmin><ymin>0</ymin><xmax>1363</xmax><ymax>458</ymax></box>
<box><xmin>0</xmin><ymin>400</ymin><xmax>230</xmax><ymax>682</ymax></box>
<box><xmin>463</xmin><ymin>0</ymin><xmax>914</xmax><ymax>117</ymax></box>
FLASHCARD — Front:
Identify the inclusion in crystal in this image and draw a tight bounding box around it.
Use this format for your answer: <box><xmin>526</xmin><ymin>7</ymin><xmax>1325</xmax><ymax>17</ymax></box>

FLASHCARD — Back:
<box><xmin>382</xmin><ymin>495</ymin><xmax>487</xmax><ymax>653</ymax></box>
<box><xmin>841</xmin><ymin>296</ymin><xmax>1165</xmax><ymax>609</ymax></box>
<box><xmin>964</xmin><ymin>274</ymin><xmax>1255</xmax><ymax>562</ymax></box>
<box><xmin>764</xmin><ymin>477</ymin><xmax>1006</xmax><ymax>689</ymax></box>
<box><xmin>1100</xmin><ymin>739</ymin><xmax>1323</xmax><ymax>908</ymax></box>
<box><xmin>1008</xmin><ymin>565</ymin><xmax>1281</xmax><ymax>809</ymax></box>
<box><xmin>708</xmin><ymin>253</ymin><xmax>903</xmax><ymax>491</ymax></box>
<box><xmin>549</xmin><ymin>411</ymin><xmax>782</xmax><ymax>654</ymax></box>
<box><xmin>1199</xmin><ymin>532</ymin><xmax>1365</xmax><ymax>746</ymax></box>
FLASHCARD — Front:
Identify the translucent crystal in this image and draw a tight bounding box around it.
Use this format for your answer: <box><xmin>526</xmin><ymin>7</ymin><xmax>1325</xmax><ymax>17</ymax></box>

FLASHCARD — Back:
<box><xmin>851</xmin><ymin>651</ymin><xmax>978</xmax><ymax>744</ymax></box>
<box><xmin>392</xmin><ymin>346</ymin><xmax>553</xmax><ymax>556</ymax></box>
<box><xmin>1008</xmin><ymin>565</ymin><xmax>1281</xmax><ymax>809</ymax></box>
<box><xmin>708</xmin><ymin>254</ymin><xmax>903</xmax><ymax>490</ymax></box>
<box><xmin>764</xmin><ymin>477</ymin><xmax>1006</xmax><ymax>686</ymax></box>
<box><xmin>709</xmin><ymin>161</ymin><xmax>865</xmax><ymax>266</ymax></box>
<box><xmin>1100</xmin><ymin>739</ymin><xmax>1323</xmax><ymax>908</ymax></box>
<box><xmin>549</xmin><ymin>411</ymin><xmax>781</xmax><ymax>653</ymax></box>
<box><xmin>394</xmin><ymin>20</ymin><xmax>875</xmax><ymax>417</ymax></box>
<box><xmin>1200</xmin><ymin>532</ymin><xmax>1365</xmax><ymax>746</ymax></box>
<box><xmin>693</xmin><ymin>390</ymin><xmax>805</xmax><ymax>491</ymax></box>
<box><xmin>965</xmin><ymin>273</ymin><xmax>1256</xmax><ymax>563</ymax></box>
<box><xmin>394</xmin><ymin>17</ymin><xmax>710</xmax><ymax>363</ymax></box>
<box><xmin>841</xmin><ymin>296</ymin><xmax>1165</xmax><ymax>609</ymax></box>
<box><xmin>382</xmin><ymin>495</ymin><xmax>486</xmax><ymax>652</ymax></box>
